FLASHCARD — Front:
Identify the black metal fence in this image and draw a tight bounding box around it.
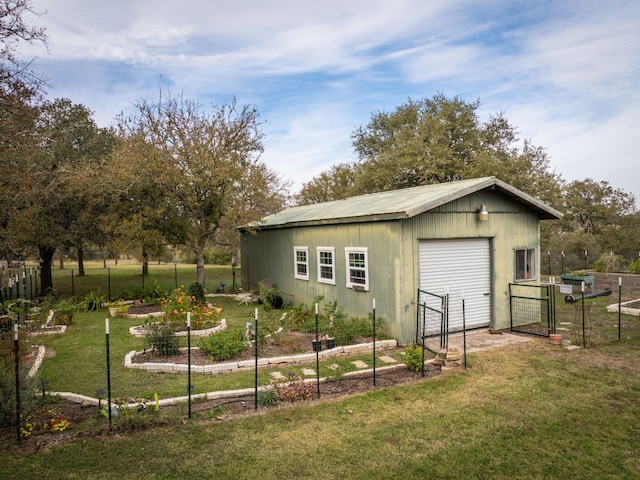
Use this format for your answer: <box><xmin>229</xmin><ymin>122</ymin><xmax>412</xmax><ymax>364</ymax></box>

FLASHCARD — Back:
<box><xmin>416</xmin><ymin>289</ymin><xmax>448</xmax><ymax>352</ymax></box>
<box><xmin>509</xmin><ymin>283</ymin><xmax>556</xmax><ymax>337</ymax></box>
<box><xmin>0</xmin><ymin>266</ymin><xmax>40</xmax><ymax>304</ymax></box>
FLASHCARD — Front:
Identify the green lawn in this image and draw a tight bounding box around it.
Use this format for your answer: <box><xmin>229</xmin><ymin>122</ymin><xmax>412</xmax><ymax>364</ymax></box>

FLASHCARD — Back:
<box><xmin>3</xmin><ymin>334</ymin><xmax>639</xmax><ymax>479</ymax></box>
<box><xmin>3</xmin><ymin>269</ymin><xmax>640</xmax><ymax>478</ymax></box>
<box><xmin>45</xmin><ymin>261</ymin><xmax>234</xmax><ymax>300</ymax></box>
<box><xmin>30</xmin><ymin>295</ymin><xmax>399</xmax><ymax>400</ymax></box>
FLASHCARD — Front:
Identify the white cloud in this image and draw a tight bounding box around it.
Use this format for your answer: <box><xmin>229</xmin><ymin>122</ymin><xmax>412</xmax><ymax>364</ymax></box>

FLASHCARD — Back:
<box><xmin>18</xmin><ymin>0</ymin><xmax>640</xmax><ymax>203</ymax></box>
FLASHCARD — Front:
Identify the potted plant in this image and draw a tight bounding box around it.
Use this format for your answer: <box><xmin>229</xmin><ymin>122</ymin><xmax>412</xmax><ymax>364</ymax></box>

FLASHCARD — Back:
<box><xmin>106</xmin><ymin>299</ymin><xmax>129</xmax><ymax>317</ymax></box>
<box><xmin>105</xmin><ymin>302</ymin><xmax>119</xmax><ymax>317</ymax></box>
<box><xmin>260</xmin><ymin>285</ymin><xmax>284</xmax><ymax>309</ymax></box>
<box><xmin>54</xmin><ymin>300</ymin><xmax>75</xmax><ymax>325</ymax></box>
<box><xmin>116</xmin><ymin>301</ymin><xmax>130</xmax><ymax>317</ymax></box>
<box><xmin>79</xmin><ymin>291</ymin><xmax>106</xmax><ymax>312</ymax></box>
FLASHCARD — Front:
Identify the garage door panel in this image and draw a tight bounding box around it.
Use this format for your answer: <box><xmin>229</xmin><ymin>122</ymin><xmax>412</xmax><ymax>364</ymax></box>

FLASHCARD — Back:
<box><xmin>419</xmin><ymin>239</ymin><xmax>490</xmax><ymax>331</ymax></box>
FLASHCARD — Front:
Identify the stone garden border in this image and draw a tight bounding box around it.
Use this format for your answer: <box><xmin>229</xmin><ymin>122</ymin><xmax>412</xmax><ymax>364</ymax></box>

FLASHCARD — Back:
<box><xmin>606</xmin><ymin>299</ymin><xmax>640</xmax><ymax>316</ymax></box>
<box><xmin>124</xmin><ymin>339</ymin><xmax>398</xmax><ymax>375</ymax></box>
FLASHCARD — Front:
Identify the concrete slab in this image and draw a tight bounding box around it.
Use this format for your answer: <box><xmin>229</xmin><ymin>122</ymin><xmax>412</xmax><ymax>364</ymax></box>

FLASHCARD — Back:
<box><xmin>426</xmin><ymin>330</ymin><xmax>533</xmax><ymax>354</ymax></box>
<box><xmin>351</xmin><ymin>360</ymin><xmax>368</xmax><ymax>369</ymax></box>
<box><xmin>378</xmin><ymin>355</ymin><xmax>397</xmax><ymax>364</ymax></box>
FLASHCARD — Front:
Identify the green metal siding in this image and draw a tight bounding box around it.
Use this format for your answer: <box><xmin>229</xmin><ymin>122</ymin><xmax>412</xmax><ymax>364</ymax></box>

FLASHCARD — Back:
<box><xmin>241</xmin><ymin>189</ymin><xmax>546</xmax><ymax>344</ymax></box>
<box><xmin>241</xmin><ymin>221</ymin><xmax>404</xmax><ymax>336</ymax></box>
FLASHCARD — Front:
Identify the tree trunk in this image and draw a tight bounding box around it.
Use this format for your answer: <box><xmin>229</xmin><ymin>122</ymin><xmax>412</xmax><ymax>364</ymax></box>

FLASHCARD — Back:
<box><xmin>59</xmin><ymin>251</ymin><xmax>64</xmax><ymax>269</ymax></box>
<box><xmin>142</xmin><ymin>249</ymin><xmax>149</xmax><ymax>276</ymax></box>
<box><xmin>39</xmin><ymin>245</ymin><xmax>56</xmax><ymax>295</ymax></box>
<box><xmin>195</xmin><ymin>237</ymin><xmax>207</xmax><ymax>286</ymax></box>
<box><xmin>99</xmin><ymin>244</ymin><xmax>107</xmax><ymax>268</ymax></box>
<box><xmin>77</xmin><ymin>246</ymin><xmax>85</xmax><ymax>276</ymax></box>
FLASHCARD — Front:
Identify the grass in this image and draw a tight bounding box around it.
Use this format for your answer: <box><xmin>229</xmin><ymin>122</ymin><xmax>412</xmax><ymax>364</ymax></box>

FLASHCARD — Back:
<box><xmin>2</xmin><ymin>337</ymin><xmax>640</xmax><ymax>478</ymax></box>
<box><xmin>3</xmin><ymin>268</ymin><xmax>640</xmax><ymax>478</ymax></box>
<box><xmin>30</xmin><ymin>295</ymin><xmax>401</xmax><ymax>399</ymax></box>
<box><xmin>553</xmin><ymin>287</ymin><xmax>639</xmax><ymax>346</ymax></box>
<box><xmin>44</xmin><ymin>260</ymin><xmax>233</xmax><ymax>300</ymax></box>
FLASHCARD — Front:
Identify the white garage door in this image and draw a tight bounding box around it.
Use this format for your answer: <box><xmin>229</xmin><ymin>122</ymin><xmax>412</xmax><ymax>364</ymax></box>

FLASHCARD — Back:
<box><xmin>419</xmin><ymin>238</ymin><xmax>491</xmax><ymax>332</ymax></box>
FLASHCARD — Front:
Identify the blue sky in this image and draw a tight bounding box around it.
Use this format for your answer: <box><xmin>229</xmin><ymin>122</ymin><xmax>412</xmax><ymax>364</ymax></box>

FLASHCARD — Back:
<box><xmin>21</xmin><ymin>0</ymin><xmax>640</xmax><ymax>202</ymax></box>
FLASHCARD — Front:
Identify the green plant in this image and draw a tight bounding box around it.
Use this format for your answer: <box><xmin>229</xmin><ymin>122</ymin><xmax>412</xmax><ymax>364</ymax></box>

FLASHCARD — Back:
<box><xmin>161</xmin><ymin>286</ymin><xmax>222</xmax><ymax>330</ymax></box>
<box><xmin>143</xmin><ymin>280</ymin><xmax>167</xmax><ymax>301</ymax></box>
<box><xmin>116</xmin><ymin>303</ymin><xmax>130</xmax><ymax>315</ymax></box>
<box><xmin>79</xmin><ymin>291</ymin><xmax>106</xmax><ymax>311</ymax></box>
<box><xmin>187</xmin><ymin>282</ymin><xmax>206</xmax><ymax>305</ymax></box>
<box><xmin>403</xmin><ymin>344</ymin><xmax>424</xmax><ymax>371</ymax></box>
<box><xmin>629</xmin><ymin>258</ymin><xmax>640</xmax><ymax>274</ymax></box>
<box><xmin>0</xmin><ymin>299</ymin><xmax>32</xmax><ymax>318</ymax></box>
<box><xmin>0</xmin><ymin>360</ymin><xmax>39</xmax><ymax>427</ymax></box>
<box><xmin>198</xmin><ymin>329</ymin><xmax>247</xmax><ymax>361</ymax></box>
<box><xmin>145</xmin><ymin>323</ymin><xmax>180</xmax><ymax>357</ymax></box>
<box><xmin>256</xmin><ymin>389</ymin><xmax>279</xmax><ymax>408</ymax></box>
<box><xmin>326</xmin><ymin>363</ymin><xmax>344</xmax><ymax>382</ymax></box>
<box><xmin>54</xmin><ymin>300</ymin><xmax>75</xmax><ymax>316</ymax></box>
<box><xmin>260</xmin><ymin>285</ymin><xmax>279</xmax><ymax>309</ymax></box>
<box><xmin>594</xmin><ymin>253</ymin><xmax>627</xmax><ymax>273</ymax></box>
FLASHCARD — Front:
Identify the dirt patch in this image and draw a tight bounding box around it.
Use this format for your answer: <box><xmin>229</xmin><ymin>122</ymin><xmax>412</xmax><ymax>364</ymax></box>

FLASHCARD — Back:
<box><xmin>127</xmin><ymin>303</ymin><xmax>163</xmax><ymax>315</ymax></box>
<box><xmin>621</xmin><ymin>299</ymin><xmax>640</xmax><ymax>309</ymax></box>
<box><xmin>188</xmin><ymin>363</ymin><xmax>442</xmax><ymax>419</ymax></box>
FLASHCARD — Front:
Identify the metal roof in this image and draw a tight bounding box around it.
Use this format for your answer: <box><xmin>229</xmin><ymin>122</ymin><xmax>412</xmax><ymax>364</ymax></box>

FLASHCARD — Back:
<box><xmin>247</xmin><ymin>176</ymin><xmax>563</xmax><ymax>230</ymax></box>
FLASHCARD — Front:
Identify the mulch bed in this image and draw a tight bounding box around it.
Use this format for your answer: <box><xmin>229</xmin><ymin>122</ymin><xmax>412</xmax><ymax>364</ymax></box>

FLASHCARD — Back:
<box><xmin>130</xmin><ymin>328</ymin><xmax>443</xmax><ymax>418</ymax></box>
<box><xmin>621</xmin><ymin>299</ymin><xmax>640</xmax><ymax>309</ymax></box>
<box><xmin>131</xmin><ymin>331</ymin><xmax>324</xmax><ymax>365</ymax></box>
<box><xmin>188</xmin><ymin>363</ymin><xmax>442</xmax><ymax>419</ymax></box>
<box><xmin>127</xmin><ymin>303</ymin><xmax>163</xmax><ymax>315</ymax></box>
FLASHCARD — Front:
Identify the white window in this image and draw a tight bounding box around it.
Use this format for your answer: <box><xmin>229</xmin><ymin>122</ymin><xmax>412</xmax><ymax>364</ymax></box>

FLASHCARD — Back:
<box><xmin>317</xmin><ymin>247</ymin><xmax>336</xmax><ymax>285</ymax></box>
<box><xmin>345</xmin><ymin>247</ymin><xmax>369</xmax><ymax>290</ymax></box>
<box><xmin>515</xmin><ymin>248</ymin><xmax>536</xmax><ymax>281</ymax></box>
<box><xmin>294</xmin><ymin>246</ymin><xmax>309</xmax><ymax>280</ymax></box>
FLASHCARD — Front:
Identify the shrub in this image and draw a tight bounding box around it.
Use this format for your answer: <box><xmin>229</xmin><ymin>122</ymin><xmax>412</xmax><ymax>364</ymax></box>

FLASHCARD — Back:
<box><xmin>0</xmin><ymin>360</ymin><xmax>39</xmax><ymax>427</ymax></box>
<box><xmin>161</xmin><ymin>286</ymin><xmax>221</xmax><ymax>330</ymax></box>
<box><xmin>187</xmin><ymin>282</ymin><xmax>206</xmax><ymax>305</ymax></box>
<box><xmin>594</xmin><ymin>253</ymin><xmax>627</xmax><ymax>273</ymax></box>
<box><xmin>203</xmin><ymin>247</ymin><xmax>232</xmax><ymax>265</ymax></box>
<box><xmin>403</xmin><ymin>344</ymin><xmax>424</xmax><ymax>371</ymax></box>
<box><xmin>274</xmin><ymin>376</ymin><xmax>316</xmax><ymax>402</ymax></box>
<box><xmin>144</xmin><ymin>280</ymin><xmax>167</xmax><ymax>301</ymax></box>
<box><xmin>629</xmin><ymin>258</ymin><xmax>640</xmax><ymax>274</ymax></box>
<box><xmin>20</xmin><ymin>404</ymin><xmax>71</xmax><ymax>438</ymax></box>
<box><xmin>78</xmin><ymin>291</ymin><xmax>106</xmax><ymax>311</ymax></box>
<box><xmin>198</xmin><ymin>329</ymin><xmax>246</xmax><ymax>361</ymax></box>
<box><xmin>145</xmin><ymin>323</ymin><xmax>180</xmax><ymax>357</ymax></box>
<box><xmin>256</xmin><ymin>389</ymin><xmax>279</xmax><ymax>408</ymax></box>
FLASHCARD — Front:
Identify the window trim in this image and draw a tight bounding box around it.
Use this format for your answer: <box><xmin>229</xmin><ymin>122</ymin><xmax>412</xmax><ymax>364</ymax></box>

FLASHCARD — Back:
<box><xmin>294</xmin><ymin>246</ymin><xmax>309</xmax><ymax>281</ymax></box>
<box><xmin>317</xmin><ymin>247</ymin><xmax>336</xmax><ymax>285</ymax></box>
<box><xmin>345</xmin><ymin>247</ymin><xmax>369</xmax><ymax>290</ymax></box>
<box><xmin>514</xmin><ymin>247</ymin><xmax>536</xmax><ymax>282</ymax></box>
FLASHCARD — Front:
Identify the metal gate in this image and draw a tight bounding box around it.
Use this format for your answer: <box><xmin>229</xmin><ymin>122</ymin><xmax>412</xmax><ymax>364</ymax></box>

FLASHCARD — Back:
<box><xmin>416</xmin><ymin>288</ymin><xmax>449</xmax><ymax>352</ymax></box>
<box><xmin>509</xmin><ymin>283</ymin><xmax>556</xmax><ymax>337</ymax></box>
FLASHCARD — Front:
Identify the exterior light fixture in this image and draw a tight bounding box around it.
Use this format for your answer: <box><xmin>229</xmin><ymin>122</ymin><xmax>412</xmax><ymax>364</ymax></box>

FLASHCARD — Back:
<box><xmin>478</xmin><ymin>205</ymin><xmax>488</xmax><ymax>221</ymax></box>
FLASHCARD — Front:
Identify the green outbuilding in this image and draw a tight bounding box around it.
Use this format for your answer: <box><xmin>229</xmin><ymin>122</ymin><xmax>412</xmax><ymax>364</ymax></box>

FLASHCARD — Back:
<box><xmin>239</xmin><ymin>176</ymin><xmax>562</xmax><ymax>345</ymax></box>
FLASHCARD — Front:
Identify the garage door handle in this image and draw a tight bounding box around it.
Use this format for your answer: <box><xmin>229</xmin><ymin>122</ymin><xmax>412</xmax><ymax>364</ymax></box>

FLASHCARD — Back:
<box><xmin>483</xmin><ymin>293</ymin><xmax>490</xmax><ymax>296</ymax></box>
